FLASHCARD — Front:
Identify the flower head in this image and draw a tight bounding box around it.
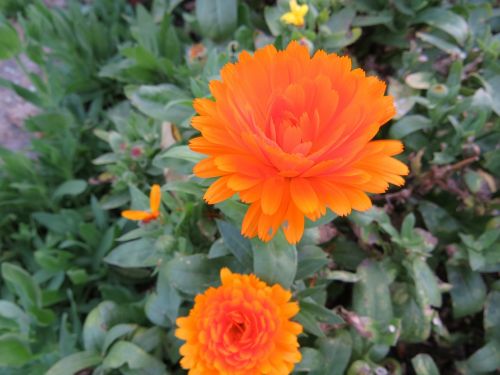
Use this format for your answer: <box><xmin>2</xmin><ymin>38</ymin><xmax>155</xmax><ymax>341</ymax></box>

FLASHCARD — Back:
<box><xmin>121</xmin><ymin>184</ymin><xmax>161</xmax><ymax>222</ymax></box>
<box><xmin>187</xmin><ymin>43</ymin><xmax>207</xmax><ymax>63</ymax></box>
<box><xmin>175</xmin><ymin>268</ymin><xmax>302</xmax><ymax>374</ymax></box>
<box><xmin>281</xmin><ymin>0</ymin><xmax>309</xmax><ymax>27</ymax></box>
<box><xmin>190</xmin><ymin>42</ymin><xmax>409</xmax><ymax>244</ymax></box>
<box><xmin>130</xmin><ymin>145</ymin><xmax>143</xmax><ymax>158</ymax></box>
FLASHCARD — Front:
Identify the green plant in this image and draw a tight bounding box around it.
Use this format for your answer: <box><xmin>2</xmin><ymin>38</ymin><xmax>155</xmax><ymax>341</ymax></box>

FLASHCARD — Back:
<box><xmin>0</xmin><ymin>0</ymin><xmax>499</xmax><ymax>373</ymax></box>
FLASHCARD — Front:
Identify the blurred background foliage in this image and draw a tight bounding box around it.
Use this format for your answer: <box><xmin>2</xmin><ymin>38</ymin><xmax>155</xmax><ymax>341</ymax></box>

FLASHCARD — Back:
<box><xmin>0</xmin><ymin>0</ymin><xmax>498</xmax><ymax>374</ymax></box>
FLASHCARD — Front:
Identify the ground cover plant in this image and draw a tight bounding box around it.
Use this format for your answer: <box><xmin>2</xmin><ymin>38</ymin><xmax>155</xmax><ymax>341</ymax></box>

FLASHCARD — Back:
<box><xmin>0</xmin><ymin>0</ymin><xmax>499</xmax><ymax>374</ymax></box>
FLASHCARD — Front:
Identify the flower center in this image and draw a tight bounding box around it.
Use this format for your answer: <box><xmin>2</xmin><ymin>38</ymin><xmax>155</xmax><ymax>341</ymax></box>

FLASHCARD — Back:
<box><xmin>228</xmin><ymin>321</ymin><xmax>246</xmax><ymax>343</ymax></box>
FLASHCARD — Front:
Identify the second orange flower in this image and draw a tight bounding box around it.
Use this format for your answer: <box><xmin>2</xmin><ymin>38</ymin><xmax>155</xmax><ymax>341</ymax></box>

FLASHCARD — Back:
<box><xmin>190</xmin><ymin>42</ymin><xmax>408</xmax><ymax>244</ymax></box>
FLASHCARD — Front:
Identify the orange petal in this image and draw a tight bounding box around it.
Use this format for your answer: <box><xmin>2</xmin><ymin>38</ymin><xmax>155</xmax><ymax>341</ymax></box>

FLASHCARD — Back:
<box><xmin>290</xmin><ymin>178</ymin><xmax>319</xmax><ymax>214</ymax></box>
<box><xmin>282</xmin><ymin>203</ymin><xmax>304</xmax><ymax>244</ymax></box>
<box><xmin>194</xmin><ymin>158</ymin><xmax>223</xmax><ymax>178</ymax></box>
<box><xmin>261</xmin><ymin>176</ymin><xmax>285</xmax><ymax>215</ymax></box>
<box><xmin>343</xmin><ymin>188</ymin><xmax>372</xmax><ymax>211</ymax></box>
<box><xmin>149</xmin><ymin>184</ymin><xmax>161</xmax><ymax>213</ymax></box>
<box><xmin>121</xmin><ymin>210</ymin><xmax>153</xmax><ymax>221</ymax></box>
<box><xmin>241</xmin><ymin>202</ymin><xmax>261</xmax><ymax>238</ymax></box>
<box><xmin>204</xmin><ymin>177</ymin><xmax>235</xmax><ymax>204</ymax></box>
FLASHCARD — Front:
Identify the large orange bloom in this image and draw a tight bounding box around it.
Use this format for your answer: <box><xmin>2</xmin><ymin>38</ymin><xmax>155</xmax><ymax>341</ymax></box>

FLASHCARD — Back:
<box><xmin>190</xmin><ymin>42</ymin><xmax>408</xmax><ymax>244</ymax></box>
<box><xmin>175</xmin><ymin>268</ymin><xmax>302</xmax><ymax>374</ymax></box>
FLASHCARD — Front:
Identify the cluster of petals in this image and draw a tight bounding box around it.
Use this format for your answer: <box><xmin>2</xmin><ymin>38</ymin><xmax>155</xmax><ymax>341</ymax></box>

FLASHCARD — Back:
<box><xmin>175</xmin><ymin>268</ymin><xmax>302</xmax><ymax>374</ymax></box>
<box><xmin>281</xmin><ymin>0</ymin><xmax>309</xmax><ymax>27</ymax></box>
<box><xmin>190</xmin><ymin>42</ymin><xmax>409</xmax><ymax>244</ymax></box>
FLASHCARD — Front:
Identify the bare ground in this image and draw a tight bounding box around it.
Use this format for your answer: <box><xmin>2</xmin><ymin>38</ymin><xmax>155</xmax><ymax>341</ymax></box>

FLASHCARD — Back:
<box><xmin>0</xmin><ymin>58</ymin><xmax>38</xmax><ymax>151</ymax></box>
<box><xmin>0</xmin><ymin>0</ymin><xmax>65</xmax><ymax>152</ymax></box>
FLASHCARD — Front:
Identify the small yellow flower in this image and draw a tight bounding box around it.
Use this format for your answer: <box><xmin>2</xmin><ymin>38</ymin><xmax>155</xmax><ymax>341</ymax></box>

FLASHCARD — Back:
<box><xmin>281</xmin><ymin>0</ymin><xmax>309</xmax><ymax>27</ymax></box>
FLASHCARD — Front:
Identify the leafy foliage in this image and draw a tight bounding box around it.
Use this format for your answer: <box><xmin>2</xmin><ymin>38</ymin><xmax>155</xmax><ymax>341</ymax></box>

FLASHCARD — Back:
<box><xmin>0</xmin><ymin>0</ymin><xmax>499</xmax><ymax>374</ymax></box>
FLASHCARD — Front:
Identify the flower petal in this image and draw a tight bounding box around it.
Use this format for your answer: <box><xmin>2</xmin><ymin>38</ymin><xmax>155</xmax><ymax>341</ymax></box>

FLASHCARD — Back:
<box><xmin>290</xmin><ymin>177</ymin><xmax>319</xmax><ymax>214</ymax></box>
<box><xmin>149</xmin><ymin>184</ymin><xmax>161</xmax><ymax>213</ymax></box>
<box><xmin>121</xmin><ymin>210</ymin><xmax>153</xmax><ymax>221</ymax></box>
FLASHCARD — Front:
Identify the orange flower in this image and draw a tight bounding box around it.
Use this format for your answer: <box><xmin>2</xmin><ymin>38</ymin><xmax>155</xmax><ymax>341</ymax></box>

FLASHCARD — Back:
<box><xmin>175</xmin><ymin>268</ymin><xmax>302</xmax><ymax>374</ymax></box>
<box><xmin>121</xmin><ymin>184</ymin><xmax>161</xmax><ymax>222</ymax></box>
<box><xmin>190</xmin><ymin>42</ymin><xmax>409</xmax><ymax>244</ymax></box>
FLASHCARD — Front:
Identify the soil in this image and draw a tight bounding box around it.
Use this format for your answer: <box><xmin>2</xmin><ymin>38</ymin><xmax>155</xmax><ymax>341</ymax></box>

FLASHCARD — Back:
<box><xmin>0</xmin><ymin>0</ymin><xmax>65</xmax><ymax>152</ymax></box>
<box><xmin>0</xmin><ymin>57</ymin><xmax>37</xmax><ymax>151</ymax></box>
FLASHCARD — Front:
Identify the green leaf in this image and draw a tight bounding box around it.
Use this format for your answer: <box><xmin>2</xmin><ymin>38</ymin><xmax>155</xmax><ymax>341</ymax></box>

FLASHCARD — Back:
<box><xmin>353</xmin><ymin>260</ymin><xmax>393</xmax><ymax>324</ymax></box>
<box><xmin>216</xmin><ymin>199</ymin><xmax>247</xmax><ymax>224</ymax></box>
<box><xmin>164</xmin><ymin>180</ymin><xmax>203</xmax><ymax>197</ymax></box>
<box><xmin>216</xmin><ymin>220</ymin><xmax>253</xmax><ymax>270</ymax></box>
<box><xmin>32</xmin><ymin>211</ymin><xmax>81</xmax><ymax>235</ymax></box>
<box><xmin>465</xmin><ymin>340</ymin><xmax>500</xmax><ymax>373</ymax></box>
<box><xmin>52</xmin><ymin>179</ymin><xmax>87</xmax><ymax>200</ymax></box>
<box><xmin>83</xmin><ymin>301</ymin><xmax>121</xmax><ymax>353</ymax></box>
<box><xmin>196</xmin><ymin>0</ymin><xmax>238</xmax><ymax>41</ymax></box>
<box><xmin>165</xmin><ymin>254</ymin><xmax>226</xmax><ymax>295</ymax></box>
<box><xmin>484</xmin><ymin>291</ymin><xmax>500</xmax><ymax>340</ymax></box>
<box><xmin>322</xmin><ymin>28</ymin><xmax>362</xmax><ymax>50</ymax></box>
<box><xmin>352</xmin><ymin>11</ymin><xmax>392</xmax><ymax>27</ymax></box>
<box><xmin>153</xmin><ymin>145</ymin><xmax>204</xmax><ymax>171</ymax></box>
<box><xmin>102</xmin><ymin>324</ymin><xmax>138</xmax><ymax>355</ymax></box>
<box><xmin>252</xmin><ymin>232</ymin><xmax>297</xmax><ymax>288</ymax></box>
<box><xmin>102</xmin><ymin>341</ymin><xmax>166</xmax><ymax>374</ymax></box>
<box><xmin>418</xmin><ymin>201</ymin><xmax>460</xmax><ymax>238</ymax></box>
<box><xmin>326</xmin><ymin>270</ymin><xmax>360</xmax><ymax>283</ymax></box>
<box><xmin>412</xmin><ymin>353</ymin><xmax>440</xmax><ymax>375</ymax></box>
<box><xmin>0</xmin><ymin>301</ymin><xmax>30</xmax><ymax>334</ymax></box>
<box><xmin>28</xmin><ymin>305</ymin><xmax>56</xmax><ymax>327</ymax></box>
<box><xmin>0</xmin><ymin>76</ymin><xmax>43</xmax><ymax>106</ymax></box>
<box><xmin>313</xmin><ymin>332</ymin><xmax>352</xmax><ymax>375</ymax></box>
<box><xmin>388</xmin><ymin>78</ymin><xmax>418</xmax><ymax>119</ymax></box>
<box><xmin>0</xmin><ymin>333</ymin><xmax>32</xmax><ymax>367</ymax></box>
<box><xmin>464</xmin><ymin>170</ymin><xmax>484</xmax><ymax>194</ymax></box>
<box><xmin>67</xmin><ymin>268</ymin><xmax>89</xmax><ymax>285</ymax></box>
<box><xmin>125</xmin><ymin>84</ymin><xmax>194</xmax><ymax>125</ymax></box>
<box><xmin>347</xmin><ymin>360</ymin><xmax>372</xmax><ymax>374</ymax></box>
<box><xmin>416</xmin><ymin>32</ymin><xmax>465</xmax><ymax>58</ymax></box>
<box><xmin>104</xmin><ymin>239</ymin><xmax>159</xmax><ymax>268</ymax></box>
<box><xmin>0</xmin><ymin>18</ymin><xmax>21</xmax><ymax>59</ymax></box>
<box><xmin>145</xmin><ymin>265</ymin><xmax>181</xmax><ymax>326</ymax></box>
<box><xmin>365</xmin><ymin>317</ymin><xmax>401</xmax><ymax>346</ymax></box>
<box><xmin>295</xmin><ymin>308</ymin><xmax>325</xmax><ymax>337</ymax></box>
<box><xmin>414</xmin><ymin>8</ymin><xmax>468</xmax><ymax>45</ymax></box>
<box><xmin>131</xmin><ymin>326</ymin><xmax>163</xmax><ymax>353</ymax></box>
<box><xmin>208</xmin><ymin>238</ymin><xmax>231</xmax><ymax>259</ymax></box>
<box><xmin>296</xmin><ymin>245</ymin><xmax>329</xmax><ymax>280</ymax></box>
<box><xmin>394</xmin><ymin>290</ymin><xmax>431</xmax><ymax>343</ymax></box>
<box><xmin>390</xmin><ymin>115</ymin><xmax>432</xmax><ymax>139</ymax></box>
<box><xmin>294</xmin><ymin>348</ymin><xmax>323</xmax><ymax>372</ymax></box>
<box><xmin>485</xmin><ymin>75</ymin><xmax>500</xmax><ymax>117</ymax></box>
<box><xmin>129</xmin><ymin>184</ymin><xmax>151</xmax><ymax>211</ymax></box>
<box><xmin>264</xmin><ymin>5</ymin><xmax>283</xmax><ymax>36</ymax></box>
<box><xmin>330</xmin><ymin>238</ymin><xmax>367</xmax><ymax>271</ymax></box>
<box><xmin>1</xmin><ymin>263</ymin><xmax>41</xmax><ymax>309</ymax></box>
<box><xmin>446</xmin><ymin>265</ymin><xmax>486</xmax><ymax>318</ymax></box>
<box><xmin>300</xmin><ymin>300</ymin><xmax>344</xmax><ymax>325</ymax></box>
<box><xmin>405</xmin><ymin>72</ymin><xmax>434</xmax><ymax>90</ymax></box>
<box><xmin>446</xmin><ymin>60</ymin><xmax>463</xmax><ymax>97</ymax></box>
<box><xmin>410</xmin><ymin>257</ymin><xmax>442</xmax><ymax>307</ymax></box>
<box><xmin>46</xmin><ymin>351</ymin><xmax>102</xmax><ymax>375</ymax></box>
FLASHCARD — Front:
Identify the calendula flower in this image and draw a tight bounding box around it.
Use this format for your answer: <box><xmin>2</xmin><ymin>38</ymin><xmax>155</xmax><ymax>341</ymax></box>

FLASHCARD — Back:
<box><xmin>281</xmin><ymin>0</ymin><xmax>308</xmax><ymax>27</ymax></box>
<box><xmin>121</xmin><ymin>184</ymin><xmax>161</xmax><ymax>222</ymax></box>
<box><xmin>187</xmin><ymin>43</ymin><xmax>207</xmax><ymax>63</ymax></box>
<box><xmin>176</xmin><ymin>268</ymin><xmax>302</xmax><ymax>374</ymax></box>
<box><xmin>190</xmin><ymin>42</ymin><xmax>408</xmax><ymax>244</ymax></box>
